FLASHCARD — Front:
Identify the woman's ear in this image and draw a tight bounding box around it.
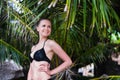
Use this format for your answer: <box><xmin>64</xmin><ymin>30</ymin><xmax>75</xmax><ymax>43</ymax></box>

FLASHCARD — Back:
<box><xmin>36</xmin><ymin>26</ymin><xmax>39</xmax><ymax>32</ymax></box>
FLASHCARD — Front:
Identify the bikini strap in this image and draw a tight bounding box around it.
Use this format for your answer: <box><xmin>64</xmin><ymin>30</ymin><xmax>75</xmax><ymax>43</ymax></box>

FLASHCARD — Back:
<box><xmin>43</xmin><ymin>39</ymin><xmax>47</xmax><ymax>48</ymax></box>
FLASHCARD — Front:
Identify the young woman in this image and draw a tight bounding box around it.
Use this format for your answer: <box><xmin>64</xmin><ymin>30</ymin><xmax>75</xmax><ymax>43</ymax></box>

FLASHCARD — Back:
<box><xmin>27</xmin><ymin>18</ymin><xmax>72</xmax><ymax>80</ymax></box>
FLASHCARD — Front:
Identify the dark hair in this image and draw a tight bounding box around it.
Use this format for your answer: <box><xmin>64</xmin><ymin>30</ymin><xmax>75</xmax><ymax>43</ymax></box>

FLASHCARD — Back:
<box><xmin>36</xmin><ymin>18</ymin><xmax>51</xmax><ymax>27</ymax></box>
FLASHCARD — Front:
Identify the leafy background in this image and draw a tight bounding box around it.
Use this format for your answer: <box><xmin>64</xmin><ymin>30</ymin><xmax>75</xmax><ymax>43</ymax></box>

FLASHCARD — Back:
<box><xmin>0</xmin><ymin>0</ymin><xmax>120</xmax><ymax>80</ymax></box>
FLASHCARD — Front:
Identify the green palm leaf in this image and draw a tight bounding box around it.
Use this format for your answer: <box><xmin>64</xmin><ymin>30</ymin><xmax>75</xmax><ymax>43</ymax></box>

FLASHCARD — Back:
<box><xmin>0</xmin><ymin>39</ymin><xmax>28</xmax><ymax>64</ymax></box>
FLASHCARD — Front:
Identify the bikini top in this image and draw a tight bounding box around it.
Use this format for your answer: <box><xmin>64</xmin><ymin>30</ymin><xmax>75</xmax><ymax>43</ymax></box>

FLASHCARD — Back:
<box><xmin>29</xmin><ymin>40</ymin><xmax>51</xmax><ymax>63</ymax></box>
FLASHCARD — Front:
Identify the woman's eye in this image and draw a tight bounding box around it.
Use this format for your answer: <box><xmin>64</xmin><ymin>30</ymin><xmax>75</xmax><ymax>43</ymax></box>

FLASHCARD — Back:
<box><xmin>48</xmin><ymin>26</ymin><xmax>51</xmax><ymax>28</ymax></box>
<box><xmin>42</xmin><ymin>25</ymin><xmax>46</xmax><ymax>27</ymax></box>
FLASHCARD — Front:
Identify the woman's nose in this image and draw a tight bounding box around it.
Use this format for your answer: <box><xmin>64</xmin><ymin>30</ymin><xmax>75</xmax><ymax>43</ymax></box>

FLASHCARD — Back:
<box><xmin>44</xmin><ymin>26</ymin><xmax>48</xmax><ymax>29</ymax></box>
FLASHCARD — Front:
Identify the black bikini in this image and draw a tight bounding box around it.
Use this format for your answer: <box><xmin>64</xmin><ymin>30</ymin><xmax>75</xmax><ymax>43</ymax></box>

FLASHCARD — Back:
<box><xmin>29</xmin><ymin>40</ymin><xmax>51</xmax><ymax>63</ymax></box>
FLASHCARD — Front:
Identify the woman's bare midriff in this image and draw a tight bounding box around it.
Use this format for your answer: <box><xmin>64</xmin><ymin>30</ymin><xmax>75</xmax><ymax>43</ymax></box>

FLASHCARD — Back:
<box><xmin>31</xmin><ymin>61</ymin><xmax>51</xmax><ymax>80</ymax></box>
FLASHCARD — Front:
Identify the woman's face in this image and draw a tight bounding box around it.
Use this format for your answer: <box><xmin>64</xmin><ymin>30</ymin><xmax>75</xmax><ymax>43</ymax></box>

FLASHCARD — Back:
<box><xmin>37</xmin><ymin>19</ymin><xmax>51</xmax><ymax>37</ymax></box>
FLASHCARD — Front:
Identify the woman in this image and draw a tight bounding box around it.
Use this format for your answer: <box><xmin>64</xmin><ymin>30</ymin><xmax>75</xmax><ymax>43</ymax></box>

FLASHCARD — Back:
<box><xmin>27</xmin><ymin>18</ymin><xmax>72</xmax><ymax>80</ymax></box>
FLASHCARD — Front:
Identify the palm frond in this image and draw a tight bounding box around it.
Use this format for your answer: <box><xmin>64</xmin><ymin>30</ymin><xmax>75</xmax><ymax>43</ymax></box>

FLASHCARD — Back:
<box><xmin>0</xmin><ymin>39</ymin><xmax>28</xmax><ymax>64</ymax></box>
<box><xmin>91</xmin><ymin>75</ymin><xmax>120</xmax><ymax>80</ymax></box>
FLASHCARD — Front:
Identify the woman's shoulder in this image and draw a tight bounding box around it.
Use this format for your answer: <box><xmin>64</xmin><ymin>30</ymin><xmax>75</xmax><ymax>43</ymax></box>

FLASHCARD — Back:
<box><xmin>47</xmin><ymin>39</ymin><xmax>57</xmax><ymax>45</ymax></box>
<box><xmin>47</xmin><ymin>39</ymin><xmax>55</xmax><ymax>42</ymax></box>
<box><xmin>31</xmin><ymin>45</ymin><xmax>36</xmax><ymax>52</ymax></box>
<box><xmin>48</xmin><ymin>39</ymin><xmax>60</xmax><ymax>48</ymax></box>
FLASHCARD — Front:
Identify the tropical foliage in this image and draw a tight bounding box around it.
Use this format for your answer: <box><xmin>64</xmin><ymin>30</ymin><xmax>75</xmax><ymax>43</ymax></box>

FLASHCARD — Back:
<box><xmin>0</xmin><ymin>0</ymin><xmax>120</xmax><ymax>79</ymax></box>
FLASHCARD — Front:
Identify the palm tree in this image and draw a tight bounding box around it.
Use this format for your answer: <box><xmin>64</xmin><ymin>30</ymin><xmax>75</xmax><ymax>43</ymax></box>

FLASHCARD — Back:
<box><xmin>0</xmin><ymin>0</ymin><xmax>120</xmax><ymax>79</ymax></box>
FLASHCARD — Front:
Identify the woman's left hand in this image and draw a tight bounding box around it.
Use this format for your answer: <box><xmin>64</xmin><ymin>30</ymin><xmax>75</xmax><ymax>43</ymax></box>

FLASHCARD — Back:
<box><xmin>38</xmin><ymin>64</ymin><xmax>51</xmax><ymax>75</ymax></box>
<box><xmin>44</xmin><ymin>68</ymin><xmax>51</xmax><ymax>75</ymax></box>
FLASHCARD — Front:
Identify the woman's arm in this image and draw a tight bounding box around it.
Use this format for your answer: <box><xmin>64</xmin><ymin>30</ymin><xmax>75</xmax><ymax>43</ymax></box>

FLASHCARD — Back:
<box><xmin>48</xmin><ymin>40</ymin><xmax>72</xmax><ymax>75</ymax></box>
<box><xmin>27</xmin><ymin>46</ymin><xmax>35</xmax><ymax>80</ymax></box>
<box><xmin>27</xmin><ymin>64</ymin><xmax>33</xmax><ymax>80</ymax></box>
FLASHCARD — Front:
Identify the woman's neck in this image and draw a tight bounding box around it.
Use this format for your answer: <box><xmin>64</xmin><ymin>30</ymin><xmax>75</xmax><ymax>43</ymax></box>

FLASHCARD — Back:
<box><xmin>39</xmin><ymin>37</ymin><xmax>47</xmax><ymax>43</ymax></box>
